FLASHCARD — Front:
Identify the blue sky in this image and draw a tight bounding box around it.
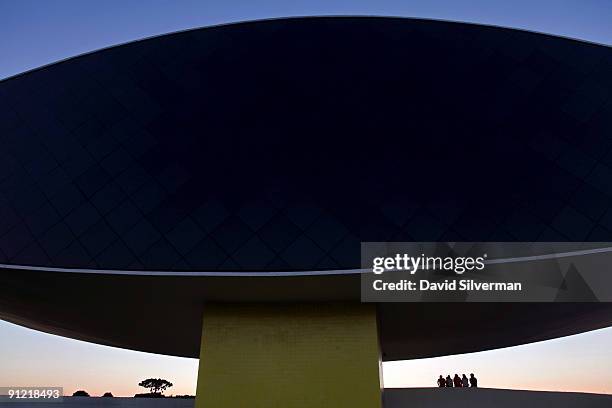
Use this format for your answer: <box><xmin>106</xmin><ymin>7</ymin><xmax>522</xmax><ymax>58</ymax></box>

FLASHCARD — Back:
<box><xmin>1</xmin><ymin>0</ymin><xmax>612</xmax><ymax>396</ymax></box>
<box><xmin>2</xmin><ymin>0</ymin><xmax>612</xmax><ymax>80</ymax></box>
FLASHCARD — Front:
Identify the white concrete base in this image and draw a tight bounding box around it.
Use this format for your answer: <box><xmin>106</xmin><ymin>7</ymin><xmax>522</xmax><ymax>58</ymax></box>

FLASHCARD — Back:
<box><xmin>384</xmin><ymin>388</ymin><xmax>612</xmax><ymax>408</ymax></box>
<box><xmin>1</xmin><ymin>389</ymin><xmax>611</xmax><ymax>407</ymax></box>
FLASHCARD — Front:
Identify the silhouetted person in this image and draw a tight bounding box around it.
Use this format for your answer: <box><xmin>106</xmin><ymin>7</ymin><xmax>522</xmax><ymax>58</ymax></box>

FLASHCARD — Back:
<box><xmin>445</xmin><ymin>375</ymin><xmax>453</xmax><ymax>387</ymax></box>
<box><xmin>470</xmin><ymin>373</ymin><xmax>478</xmax><ymax>388</ymax></box>
<box><xmin>437</xmin><ymin>375</ymin><xmax>445</xmax><ymax>387</ymax></box>
<box><xmin>453</xmin><ymin>374</ymin><xmax>462</xmax><ymax>387</ymax></box>
<box><xmin>462</xmin><ymin>374</ymin><xmax>469</xmax><ymax>388</ymax></box>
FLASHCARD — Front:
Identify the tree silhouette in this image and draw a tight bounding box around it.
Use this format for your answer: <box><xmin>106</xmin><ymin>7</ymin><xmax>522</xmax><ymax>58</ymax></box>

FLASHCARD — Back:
<box><xmin>138</xmin><ymin>378</ymin><xmax>173</xmax><ymax>395</ymax></box>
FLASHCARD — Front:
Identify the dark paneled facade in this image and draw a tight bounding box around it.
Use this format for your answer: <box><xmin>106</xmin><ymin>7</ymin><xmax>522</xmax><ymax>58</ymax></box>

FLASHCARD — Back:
<box><xmin>1</xmin><ymin>17</ymin><xmax>612</xmax><ymax>271</ymax></box>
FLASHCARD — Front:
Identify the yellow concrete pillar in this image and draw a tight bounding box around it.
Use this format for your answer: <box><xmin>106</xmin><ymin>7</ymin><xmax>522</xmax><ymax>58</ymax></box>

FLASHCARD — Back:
<box><xmin>195</xmin><ymin>302</ymin><xmax>382</xmax><ymax>408</ymax></box>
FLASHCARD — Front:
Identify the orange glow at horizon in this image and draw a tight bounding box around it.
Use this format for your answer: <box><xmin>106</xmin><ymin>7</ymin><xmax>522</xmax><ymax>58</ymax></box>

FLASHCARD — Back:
<box><xmin>383</xmin><ymin>326</ymin><xmax>612</xmax><ymax>395</ymax></box>
<box><xmin>0</xmin><ymin>321</ymin><xmax>198</xmax><ymax>397</ymax></box>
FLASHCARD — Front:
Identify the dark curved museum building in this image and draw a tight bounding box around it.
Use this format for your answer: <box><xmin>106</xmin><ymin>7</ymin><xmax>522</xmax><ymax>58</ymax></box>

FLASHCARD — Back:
<box><xmin>2</xmin><ymin>16</ymin><xmax>612</xmax><ymax>408</ymax></box>
<box><xmin>1</xmin><ymin>17</ymin><xmax>612</xmax><ymax>271</ymax></box>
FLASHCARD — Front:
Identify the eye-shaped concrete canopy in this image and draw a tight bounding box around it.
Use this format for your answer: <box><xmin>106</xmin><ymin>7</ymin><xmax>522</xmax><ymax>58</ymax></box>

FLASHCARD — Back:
<box><xmin>1</xmin><ymin>17</ymin><xmax>612</xmax><ymax>359</ymax></box>
<box><xmin>2</xmin><ymin>266</ymin><xmax>612</xmax><ymax>360</ymax></box>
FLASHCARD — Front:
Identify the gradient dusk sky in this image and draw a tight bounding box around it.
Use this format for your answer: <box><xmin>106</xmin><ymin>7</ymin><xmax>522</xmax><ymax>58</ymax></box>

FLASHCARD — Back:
<box><xmin>2</xmin><ymin>320</ymin><xmax>612</xmax><ymax>396</ymax></box>
<box><xmin>2</xmin><ymin>0</ymin><xmax>612</xmax><ymax>397</ymax></box>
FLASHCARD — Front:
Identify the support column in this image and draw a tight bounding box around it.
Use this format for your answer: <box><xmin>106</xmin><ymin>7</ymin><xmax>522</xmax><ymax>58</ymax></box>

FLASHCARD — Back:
<box><xmin>195</xmin><ymin>302</ymin><xmax>382</xmax><ymax>408</ymax></box>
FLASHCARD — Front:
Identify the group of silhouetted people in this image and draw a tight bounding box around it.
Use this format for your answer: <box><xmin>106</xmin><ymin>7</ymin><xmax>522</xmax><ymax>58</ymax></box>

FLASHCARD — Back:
<box><xmin>437</xmin><ymin>374</ymin><xmax>477</xmax><ymax>388</ymax></box>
